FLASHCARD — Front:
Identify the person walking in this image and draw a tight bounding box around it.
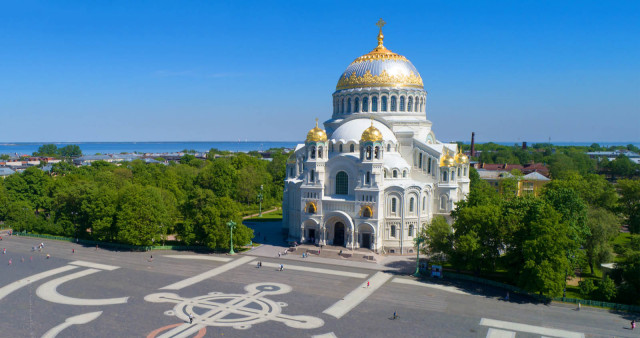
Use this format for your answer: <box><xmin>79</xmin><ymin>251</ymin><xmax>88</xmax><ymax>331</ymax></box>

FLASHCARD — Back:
<box><xmin>631</xmin><ymin>319</ymin><xmax>635</xmax><ymax>330</ymax></box>
<box><xmin>8</xmin><ymin>259</ymin><xmax>12</xmax><ymax>266</ymax></box>
<box><xmin>189</xmin><ymin>313</ymin><xmax>194</xmax><ymax>324</ymax></box>
<box><xmin>393</xmin><ymin>311</ymin><xmax>398</xmax><ymax>320</ymax></box>
<box><xmin>72</xmin><ymin>248</ymin><xmax>75</xmax><ymax>254</ymax></box>
<box><xmin>367</xmin><ymin>281</ymin><xmax>370</xmax><ymax>288</ymax></box>
<box><xmin>279</xmin><ymin>264</ymin><xmax>284</xmax><ymax>271</ymax></box>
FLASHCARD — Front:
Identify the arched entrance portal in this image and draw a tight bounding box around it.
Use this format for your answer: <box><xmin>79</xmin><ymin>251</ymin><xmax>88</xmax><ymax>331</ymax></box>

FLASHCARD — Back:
<box><xmin>334</xmin><ymin>222</ymin><xmax>345</xmax><ymax>246</ymax></box>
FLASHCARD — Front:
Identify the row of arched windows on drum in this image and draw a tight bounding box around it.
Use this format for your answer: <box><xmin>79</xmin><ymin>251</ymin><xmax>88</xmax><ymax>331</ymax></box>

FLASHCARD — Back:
<box><xmin>441</xmin><ymin>167</ymin><xmax>468</xmax><ymax>182</ymax></box>
<box><xmin>389</xmin><ymin>196</ymin><xmax>427</xmax><ymax>216</ymax></box>
<box><xmin>363</xmin><ymin>146</ymin><xmax>381</xmax><ymax>160</ymax></box>
<box><xmin>308</xmin><ymin>146</ymin><xmax>324</xmax><ymax>159</ymax></box>
<box><xmin>334</xmin><ymin>95</ymin><xmax>425</xmax><ymax>114</ymax></box>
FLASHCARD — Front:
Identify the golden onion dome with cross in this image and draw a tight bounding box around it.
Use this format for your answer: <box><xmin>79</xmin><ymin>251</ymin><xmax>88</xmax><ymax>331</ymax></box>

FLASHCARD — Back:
<box><xmin>455</xmin><ymin>151</ymin><xmax>469</xmax><ymax>164</ymax></box>
<box><xmin>306</xmin><ymin>118</ymin><xmax>328</xmax><ymax>142</ymax></box>
<box><xmin>440</xmin><ymin>150</ymin><xmax>456</xmax><ymax>167</ymax></box>
<box><xmin>336</xmin><ymin>19</ymin><xmax>424</xmax><ymax>91</ymax></box>
<box><xmin>360</xmin><ymin>119</ymin><xmax>384</xmax><ymax>142</ymax></box>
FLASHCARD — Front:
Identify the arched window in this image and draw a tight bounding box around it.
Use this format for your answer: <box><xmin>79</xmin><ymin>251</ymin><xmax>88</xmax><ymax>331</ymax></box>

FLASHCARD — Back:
<box><xmin>339</xmin><ymin>144</ymin><xmax>343</xmax><ymax>153</ymax></box>
<box><xmin>347</xmin><ymin>98</ymin><xmax>351</xmax><ymax>113</ymax></box>
<box><xmin>442</xmin><ymin>171</ymin><xmax>448</xmax><ymax>181</ymax></box>
<box><xmin>374</xmin><ymin>146</ymin><xmax>380</xmax><ymax>159</ymax></box>
<box><xmin>366</xmin><ymin>146</ymin><xmax>372</xmax><ymax>160</ymax></box>
<box><xmin>422</xmin><ymin>196</ymin><xmax>426</xmax><ymax>210</ymax></box>
<box><xmin>390</xmin><ymin>96</ymin><xmax>397</xmax><ymax>111</ymax></box>
<box><xmin>408</xmin><ymin>97</ymin><xmax>413</xmax><ymax>112</ymax></box>
<box><xmin>384</xmin><ymin>170</ymin><xmax>387</xmax><ymax>178</ymax></box>
<box><xmin>391</xmin><ymin>197</ymin><xmax>397</xmax><ymax>212</ymax></box>
<box><xmin>418</xmin><ymin>155</ymin><xmax>423</xmax><ymax>168</ymax></box>
<box><xmin>362</xmin><ymin>97</ymin><xmax>368</xmax><ymax>112</ymax></box>
<box><xmin>341</xmin><ymin>98</ymin><xmax>345</xmax><ymax>114</ymax></box>
<box><xmin>318</xmin><ymin>146</ymin><xmax>323</xmax><ymax>158</ymax></box>
<box><xmin>381</xmin><ymin>96</ymin><xmax>388</xmax><ymax>111</ymax></box>
<box><xmin>290</xmin><ymin>167</ymin><xmax>294</xmax><ymax>177</ymax></box>
<box><xmin>372</xmin><ymin>96</ymin><xmax>378</xmax><ymax>112</ymax></box>
<box><xmin>310</xmin><ymin>169</ymin><xmax>315</xmax><ymax>182</ymax></box>
<box><xmin>464</xmin><ymin>167</ymin><xmax>467</xmax><ymax>176</ymax></box>
<box><xmin>452</xmin><ymin>170</ymin><xmax>455</xmax><ymax>180</ymax></box>
<box><xmin>335</xmin><ymin>171</ymin><xmax>348</xmax><ymax>195</ymax></box>
<box><xmin>354</xmin><ymin>98</ymin><xmax>360</xmax><ymax>113</ymax></box>
<box><xmin>391</xmin><ymin>225</ymin><xmax>396</xmax><ymax>237</ymax></box>
<box><xmin>409</xmin><ymin>197</ymin><xmax>415</xmax><ymax>212</ymax></box>
<box><xmin>366</xmin><ymin>171</ymin><xmax>371</xmax><ymax>184</ymax></box>
<box><xmin>415</xmin><ymin>99</ymin><xmax>419</xmax><ymax>112</ymax></box>
<box><xmin>399</xmin><ymin>96</ymin><xmax>405</xmax><ymax>111</ymax></box>
<box><xmin>409</xmin><ymin>224</ymin><xmax>414</xmax><ymax>237</ymax></box>
<box><xmin>393</xmin><ymin>170</ymin><xmax>398</xmax><ymax>178</ymax></box>
<box><xmin>387</xmin><ymin>144</ymin><xmax>391</xmax><ymax>152</ymax></box>
<box><xmin>458</xmin><ymin>167</ymin><xmax>461</xmax><ymax>177</ymax></box>
<box><xmin>310</xmin><ymin>146</ymin><xmax>316</xmax><ymax>159</ymax></box>
<box><xmin>427</xmin><ymin>157</ymin><xmax>432</xmax><ymax>173</ymax></box>
<box><xmin>349</xmin><ymin>144</ymin><xmax>355</xmax><ymax>152</ymax></box>
<box><xmin>440</xmin><ymin>196</ymin><xmax>447</xmax><ymax>210</ymax></box>
<box><xmin>420</xmin><ymin>98</ymin><xmax>424</xmax><ymax>112</ymax></box>
<box><xmin>403</xmin><ymin>170</ymin><xmax>407</xmax><ymax>178</ymax></box>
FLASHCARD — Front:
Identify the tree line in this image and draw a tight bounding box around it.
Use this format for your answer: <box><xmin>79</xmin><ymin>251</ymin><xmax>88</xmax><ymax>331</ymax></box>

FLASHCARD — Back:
<box><xmin>0</xmin><ymin>148</ymin><xmax>290</xmax><ymax>250</ymax></box>
<box><xmin>420</xmin><ymin>167</ymin><xmax>640</xmax><ymax>305</ymax></box>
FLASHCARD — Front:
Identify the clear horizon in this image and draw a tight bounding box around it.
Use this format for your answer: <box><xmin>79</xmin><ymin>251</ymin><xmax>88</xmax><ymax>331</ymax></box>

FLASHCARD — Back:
<box><xmin>1</xmin><ymin>1</ymin><xmax>638</xmax><ymax>143</ymax></box>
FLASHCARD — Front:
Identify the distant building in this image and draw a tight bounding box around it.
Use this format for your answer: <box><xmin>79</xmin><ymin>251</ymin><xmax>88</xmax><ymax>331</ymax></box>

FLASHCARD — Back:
<box><xmin>0</xmin><ymin>167</ymin><xmax>15</xmax><ymax>179</ymax></box>
<box><xmin>473</xmin><ymin>162</ymin><xmax>549</xmax><ymax>177</ymax></box>
<box><xmin>477</xmin><ymin>169</ymin><xmax>550</xmax><ymax>196</ymax></box>
<box><xmin>586</xmin><ymin>150</ymin><xmax>640</xmax><ymax>164</ymax></box>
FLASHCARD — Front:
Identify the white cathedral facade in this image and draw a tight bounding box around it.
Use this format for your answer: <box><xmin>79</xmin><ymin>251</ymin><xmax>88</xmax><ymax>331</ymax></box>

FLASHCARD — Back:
<box><xmin>282</xmin><ymin>22</ymin><xmax>470</xmax><ymax>254</ymax></box>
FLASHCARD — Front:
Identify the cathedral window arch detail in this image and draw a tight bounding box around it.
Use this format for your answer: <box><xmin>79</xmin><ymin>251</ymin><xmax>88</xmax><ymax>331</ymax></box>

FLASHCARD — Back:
<box><xmin>399</xmin><ymin>96</ymin><xmax>405</xmax><ymax>111</ymax></box>
<box><xmin>371</xmin><ymin>96</ymin><xmax>378</xmax><ymax>112</ymax></box>
<box><xmin>381</xmin><ymin>96</ymin><xmax>388</xmax><ymax>111</ymax></box>
<box><xmin>409</xmin><ymin>197</ymin><xmax>415</xmax><ymax>212</ymax></box>
<box><xmin>350</xmin><ymin>144</ymin><xmax>355</xmax><ymax>152</ymax></box>
<box><xmin>347</xmin><ymin>98</ymin><xmax>351</xmax><ymax>113</ymax></box>
<box><xmin>354</xmin><ymin>97</ymin><xmax>360</xmax><ymax>113</ymax></box>
<box><xmin>408</xmin><ymin>96</ymin><xmax>413</xmax><ymax>112</ymax></box>
<box><xmin>362</xmin><ymin>97</ymin><xmax>368</xmax><ymax>112</ymax></box>
<box><xmin>391</xmin><ymin>225</ymin><xmax>396</xmax><ymax>238</ymax></box>
<box><xmin>390</xmin><ymin>96</ymin><xmax>397</xmax><ymax>111</ymax></box>
<box><xmin>408</xmin><ymin>224</ymin><xmax>414</xmax><ymax>237</ymax></box>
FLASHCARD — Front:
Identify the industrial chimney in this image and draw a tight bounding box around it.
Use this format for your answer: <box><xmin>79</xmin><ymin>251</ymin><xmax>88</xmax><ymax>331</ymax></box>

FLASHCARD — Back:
<box><xmin>470</xmin><ymin>132</ymin><xmax>476</xmax><ymax>157</ymax></box>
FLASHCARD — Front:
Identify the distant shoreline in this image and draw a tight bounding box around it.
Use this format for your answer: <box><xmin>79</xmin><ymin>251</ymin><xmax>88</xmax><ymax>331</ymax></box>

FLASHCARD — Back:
<box><xmin>1</xmin><ymin>141</ymin><xmax>639</xmax><ymax>156</ymax></box>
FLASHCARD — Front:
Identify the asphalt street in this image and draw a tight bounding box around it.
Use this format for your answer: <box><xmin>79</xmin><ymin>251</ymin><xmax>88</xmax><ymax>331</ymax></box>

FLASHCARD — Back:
<box><xmin>0</xmin><ymin>236</ymin><xmax>637</xmax><ymax>337</ymax></box>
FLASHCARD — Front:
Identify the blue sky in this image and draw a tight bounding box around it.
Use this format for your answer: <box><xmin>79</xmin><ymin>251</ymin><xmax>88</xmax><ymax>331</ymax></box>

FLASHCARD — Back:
<box><xmin>0</xmin><ymin>1</ymin><xmax>638</xmax><ymax>143</ymax></box>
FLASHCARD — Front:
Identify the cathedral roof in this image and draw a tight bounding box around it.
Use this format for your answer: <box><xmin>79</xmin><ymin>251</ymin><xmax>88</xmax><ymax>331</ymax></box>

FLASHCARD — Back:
<box><xmin>329</xmin><ymin>118</ymin><xmax>396</xmax><ymax>143</ymax></box>
<box><xmin>360</xmin><ymin>119</ymin><xmax>383</xmax><ymax>142</ymax></box>
<box><xmin>335</xmin><ymin>19</ymin><xmax>423</xmax><ymax>91</ymax></box>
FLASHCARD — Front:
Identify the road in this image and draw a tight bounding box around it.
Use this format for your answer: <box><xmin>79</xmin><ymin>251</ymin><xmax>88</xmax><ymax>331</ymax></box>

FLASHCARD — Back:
<box><xmin>0</xmin><ymin>236</ymin><xmax>636</xmax><ymax>337</ymax></box>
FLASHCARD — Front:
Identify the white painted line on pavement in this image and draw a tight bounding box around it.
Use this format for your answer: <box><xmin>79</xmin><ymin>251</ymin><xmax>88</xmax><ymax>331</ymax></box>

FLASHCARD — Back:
<box><xmin>480</xmin><ymin>318</ymin><xmax>584</xmax><ymax>338</ymax></box>
<box><xmin>313</xmin><ymin>333</ymin><xmax>338</xmax><ymax>338</ymax></box>
<box><xmin>42</xmin><ymin>311</ymin><xmax>103</xmax><ymax>338</ymax></box>
<box><xmin>36</xmin><ymin>268</ymin><xmax>129</xmax><ymax>305</ymax></box>
<box><xmin>160</xmin><ymin>255</ymin><xmax>255</xmax><ymax>290</ymax></box>
<box><xmin>69</xmin><ymin>260</ymin><xmax>120</xmax><ymax>271</ymax></box>
<box><xmin>323</xmin><ymin>271</ymin><xmax>392</xmax><ymax>319</ymax></box>
<box><xmin>0</xmin><ymin>265</ymin><xmax>78</xmax><ymax>302</ymax></box>
<box><xmin>251</xmin><ymin>262</ymin><xmax>368</xmax><ymax>279</ymax></box>
<box><xmin>391</xmin><ymin>277</ymin><xmax>470</xmax><ymax>295</ymax></box>
<box><xmin>486</xmin><ymin>328</ymin><xmax>515</xmax><ymax>338</ymax></box>
<box><xmin>163</xmin><ymin>255</ymin><xmax>231</xmax><ymax>262</ymax></box>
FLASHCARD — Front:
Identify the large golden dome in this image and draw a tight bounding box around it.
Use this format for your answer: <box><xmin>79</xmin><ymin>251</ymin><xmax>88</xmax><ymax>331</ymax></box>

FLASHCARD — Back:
<box><xmin>360</xmin><ymin>119</ymin><xmax>384</xmax><ymax>142</ymax></box>
<box><xmin>306</xmin><ymin>119</ymin><xmax>327</xmax><ymax>142</ymax></box>
<box><xmin>336</xmin><ymin>19</ymin><xmax>423</xmax><ymax>91</ymax></box>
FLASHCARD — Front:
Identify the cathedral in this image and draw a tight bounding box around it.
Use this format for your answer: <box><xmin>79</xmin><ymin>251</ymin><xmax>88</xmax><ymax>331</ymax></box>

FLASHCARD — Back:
<box><xmin>282</xmin><ymin>20</ymin><xmax>470</xmax><ymax>254</ymax></box>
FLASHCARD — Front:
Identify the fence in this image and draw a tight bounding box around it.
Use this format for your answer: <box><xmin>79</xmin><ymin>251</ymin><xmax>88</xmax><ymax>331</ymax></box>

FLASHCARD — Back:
<box><xmin>441</xmin><ymin>271</ymin><xmax>640</xmax><ymax>313</ymax></box>
<box><xmin>14</xmin><ymin>231</ymin><xmax>210</xmax><ymax>252</ymax></box>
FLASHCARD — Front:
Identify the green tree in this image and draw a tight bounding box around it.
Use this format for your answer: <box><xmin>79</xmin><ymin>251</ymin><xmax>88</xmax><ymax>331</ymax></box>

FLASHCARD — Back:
<box><xmin>197</xmin><ymin>159</ymin><xmax>237</xmax><ymax>198</ymax></box>
<box><xmin>451</xmin><ymin>204</ymin><xmax>504</xmax><ymax>273</ymax></box>
<box><xmin>33</xmin><ymin>144</ymin><xmax>60</xmax><ymax>157</ymax></box>
<box><xmin>4</xmin><ymin>201</ymin><xmax>38</xmax><ymax>232</ymax></box>
<box><xmin>617</xmin><ymin>179</ymin><xmax>640</xmax><ymax>234</ymax></box>
<box><xmin>608</xmin><ymin>155</ymin><xmax>636</xmax><ymax>179</ymax></box>
<box><xmin>421</xmin><ymin>216</ymin><xmax>452</xmax><ymax>260</ymax></box>
<box><xmin>584</xmin><ymin>207</ymin><xmax>619</xmax><ymax>274</ymax></box>
<box><xmin>21</xmin><ymin>167</ymin><xmax>53</xmax><ymax>213</ymax></box>
<box><xmin>595</xmin><ymin>275</ymin><xmax>617</xmax><ymax>301</ymax></box>
<box><xmin>59</xmin><ymin>144</ymin><xmax>82</xmax><ymax>157</ymax></box>
<box><xmin>115</xmin><ymin>185</ymin><xmax>176</xmax><ymax>246</ymax></box>
<box><xmin>613</xmin><ymin>250</ymin><xmax>640</xmax><ymax>305</ymax></box>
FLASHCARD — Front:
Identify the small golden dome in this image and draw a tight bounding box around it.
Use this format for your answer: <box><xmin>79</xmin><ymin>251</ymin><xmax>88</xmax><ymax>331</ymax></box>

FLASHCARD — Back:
<box><xmin>361</xmin><ymin>119</ymin><xmax>384</xmax><ymax>142</ymax></box>
<box><xmin>306</xmin><ymin>118</ymin><xmax>327</xmax><ymax>142</ymax></box>
<box><xmin>440</xmin><ymin>150</ymin><xmax>456</xmax><ymax>167</ymax></box>
<box><xmin>455</xmin><ymin>152</ymin><xmax>469</xmax><ymax>164</ymax></box>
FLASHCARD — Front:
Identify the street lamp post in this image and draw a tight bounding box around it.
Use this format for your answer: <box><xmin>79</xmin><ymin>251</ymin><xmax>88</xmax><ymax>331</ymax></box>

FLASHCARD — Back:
<box><xmin>413</xmin><ymin>237</ymin><xmax>424</xmax><ymax>277</ymax></box>
<box><xmin>258</xmin><ymin>185</ymin><xmax>264</xmax><ymax>217</ymax></box>
<box><xmin>227</xmin><ymin>220</ymin><xmax>237</xmax><ymax>255</ymax></box>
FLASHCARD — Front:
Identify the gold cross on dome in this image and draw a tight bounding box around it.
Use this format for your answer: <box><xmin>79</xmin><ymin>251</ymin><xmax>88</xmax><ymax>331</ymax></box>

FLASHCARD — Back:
<box><xmin>376</xmin><ymin>18</ymin><xmax>386</xmax><ymax>30</ymax></box>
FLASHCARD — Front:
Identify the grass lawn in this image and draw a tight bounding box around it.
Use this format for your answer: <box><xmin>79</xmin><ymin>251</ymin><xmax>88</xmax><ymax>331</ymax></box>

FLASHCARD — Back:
<box><xmin>244</xmin><ymin>209</ymin><xmax>282</xmax><ymax>222</ymax></box>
